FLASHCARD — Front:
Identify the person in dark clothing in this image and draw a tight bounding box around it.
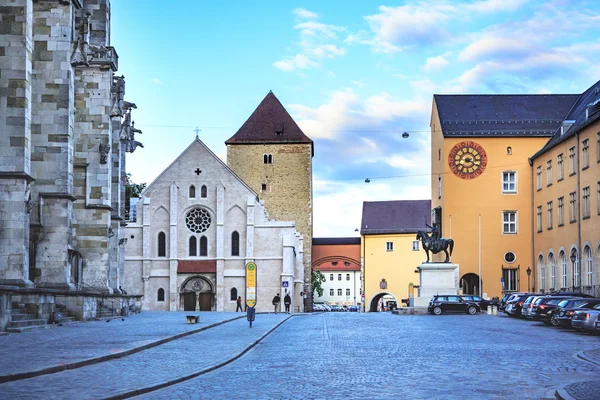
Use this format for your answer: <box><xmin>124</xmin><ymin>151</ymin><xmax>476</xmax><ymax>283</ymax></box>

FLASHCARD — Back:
<box><xmin>284</xmin><ymin>293</ymin><xmax>291</xmax><ymax>314</ymax></box>
<box><xmin>272</xmin><ymin>293</ymin><xmax>281</xmax><ymax>314</ymax></box>
<box><xmin>236</xmin><ymin>296</ymin><xmax>243</xmax><ymax>312</ymax></box>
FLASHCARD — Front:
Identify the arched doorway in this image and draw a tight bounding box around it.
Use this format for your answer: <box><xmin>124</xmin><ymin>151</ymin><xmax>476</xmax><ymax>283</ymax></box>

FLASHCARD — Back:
<box><xmin>369</xmin><ymin>292</ymin><xmax>398</xmax><ymax>312</ymax></box>
<box><xmin>460</xmin><ymin>273</ymin><xmax>481</xmax><ymax>296</ymax></box>
<box><xmin>180</xmin><ymin>276</ymin><xmax>214</xmax><ymax>311</ymax></box>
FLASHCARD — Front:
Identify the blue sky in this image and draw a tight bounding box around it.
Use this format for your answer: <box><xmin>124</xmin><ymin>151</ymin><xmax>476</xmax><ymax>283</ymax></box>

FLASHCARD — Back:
<box><xmin>110</xmin><ymin>0</ymin><xmax>600</xmax><ymax>237</ymax></box>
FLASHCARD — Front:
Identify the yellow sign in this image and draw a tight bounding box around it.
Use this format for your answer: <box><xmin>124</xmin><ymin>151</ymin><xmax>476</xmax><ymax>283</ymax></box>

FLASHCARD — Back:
<box><xmin>245</xmin><ymin>262</ymin><xmax>257</xmax><ymax>307</ymax></box>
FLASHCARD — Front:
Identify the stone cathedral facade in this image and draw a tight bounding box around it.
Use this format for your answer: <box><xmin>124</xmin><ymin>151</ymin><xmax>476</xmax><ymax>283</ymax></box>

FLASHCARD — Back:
<box><xmin>0</xmin><ymin>0</ymin><xmax>141</xmax><ymax>327</ymax></box>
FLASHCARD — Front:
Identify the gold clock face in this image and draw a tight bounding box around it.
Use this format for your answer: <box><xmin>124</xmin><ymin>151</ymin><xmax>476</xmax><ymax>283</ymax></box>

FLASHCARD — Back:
<box><xmin>448</xmin><ymin>141</ymin><xmax>487</xmax><ymax>179</ymax></box>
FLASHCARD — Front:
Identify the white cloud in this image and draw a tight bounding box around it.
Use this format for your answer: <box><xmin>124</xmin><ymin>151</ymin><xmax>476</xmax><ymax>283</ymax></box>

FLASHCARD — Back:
<box><xmin>422</xmin><ymin>55</ymin><xmax>449</xmax><ymax>73</ymax></box>
<box><xmin>273</xmin><ymin>54</ymin><xmax>318</xmax><ymax>71</ymax></box>
<box><xmin>467</xmin><ymin>0</ymin><xmax>528</xmax><ymax>13</ymax></box>
<box><xmin>274</xmin><ymin>10</ymin><xmax>347</xmax><ymax>72</ymax></box>
<box><xmin>293</xmin><ymin>8</ymin><xmax>318</xmax><ymax>19</ymax></box>
<box><xmin>151</xmin><ymin>78</ymin><xmax>163</xmax><ymax>84</ymax></box>
<box><xmin>352</xmin><ymin>80</ymin><xmax>365</xmax><ymax>88</ymax></box>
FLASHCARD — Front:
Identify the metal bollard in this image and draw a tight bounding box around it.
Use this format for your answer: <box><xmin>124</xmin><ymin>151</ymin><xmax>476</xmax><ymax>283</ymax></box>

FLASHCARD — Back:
<box><xmin>487</xmin><ymin>305</ymin><xmax>492</xmax><ymax>315</ymax></box>
<box><xmin>492</xmin><ymin>306</ymin><xmax>498</xmax><ymax>316</ymax></box>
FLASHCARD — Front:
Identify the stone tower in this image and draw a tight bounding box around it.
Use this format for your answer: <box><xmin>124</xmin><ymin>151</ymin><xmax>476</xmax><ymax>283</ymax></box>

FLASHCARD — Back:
<box><xmin>226</xmin><ymin>92</ymin><xmax>313</xmax><ymax>310</ymax></box>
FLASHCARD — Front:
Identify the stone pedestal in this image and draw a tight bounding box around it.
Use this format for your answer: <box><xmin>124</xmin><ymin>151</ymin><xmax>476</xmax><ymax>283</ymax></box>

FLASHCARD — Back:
<box><xmin>413</xmin><ymin>262</ymin><xmax>459</xmax><ymax>307</ymax></box>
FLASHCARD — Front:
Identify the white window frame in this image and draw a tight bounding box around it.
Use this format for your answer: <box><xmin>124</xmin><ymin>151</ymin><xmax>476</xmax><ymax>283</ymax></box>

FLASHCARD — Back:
<box><xmin>337</xmin><ymin>288</ymin><xmax>342</xmax><ymax>296</ymax></box>
<box><xmin>546</xmin><ymin>201</ymin><xmax>553</xmax><ymax>230</ymax></box>
<box><xmin>549</xmin><ymin>254</ymin><xmax>556</xmax><ymax>290</ymax></box>
<box><xmin>546</xmin><ymin>160</ymin><xmax>552</xmax><ymax>186</ymax></box>
<box><xmin>386</xmin><ymin>242</ymin><xmax>394</xmax><ymax>252</ymax></box>
<box><xmin>569</xmin><ymin>146</ymin><xmax>576</xmax><ymax>175</ymax></box>
<box><xmin>583</xmin><ymin>186</ymin><xmax>590</xmax><ymax>218</ymax></box>
<box><xmin>557</xmin><ymin>153</ymin><xmax>564</xmax><ymax>181</ymax></box>
<box><xmin>346</xmin><ymin>273</ymin><xmax>350</xmax><ymax>281</ymax></box>
<box><xmin>574</xmin><ymin>253</ymin><xmax>580</xmax><ymax>287</ymax></box>
<box><xmin>502</xmin><ymin>211</ymin><xmax>517</xmax><ymax>234</ymax></box>
<box><xmin>337</xmin><ymin>273</ymin><xmax>342</xmax><ymax>281</ymax></box>
<box><xmin>536</xmin><ymin>166</ymin><xmax>542</xmax><ymax>190</ymax></box>
<box><xmin>569</xmin><ymin>192</ymin><xmax>577</xmax><ymax>223</ymax></box>
<box><xmin>582</xmin><ymin>139</ymin><xmax>589</xmax><ymax>169</ymax></box>
<box><xmin>346</xmin><ymin>288</ymin><xmax>351</xmax><ymax>296</ymax></box>
<box><xmin>561</xmin><ymin>252</ymin><xmax>568</xmax><ymax>289</ymax></box>
<box><xmin>558</xmin><ymin>196</ymin><xmax>564</xmax><ymax>226</ymax></box>
<box><xmin>502</xmin><ymin>268</ymin><xmax>518</xmax><ymax>291</ymax></box>
<box><xmin>438</xmin><ymin>176</ymin><xmax>442</xmax><ymax>199</ymax></box>
<box><xmin>330</xmin><ymin>288</ymin><xmax>334</xmax><ymax>296</ymax></box>
<box><xmin>539</xmin><ymin>256</ymin><xmax>545</xmax><ymax>291</ymax></box>
<box><xmin>502</xmin><ymin>171</ymin><xmax>517</xmax><ymax>194</ymax></box>
<box><xmin>329</xmin><ymin>274</ymin><xmax>333</xmax><ymax>281</ymax></box>
<box><xmin>536</xmin><ymin>206</ymin><xmax>542</xmax><ymax>232</ymax></box>
<box><xmin>586</xmin><ymin>247</ymin><xmax>593</xmax><ymax>286</ymax></box>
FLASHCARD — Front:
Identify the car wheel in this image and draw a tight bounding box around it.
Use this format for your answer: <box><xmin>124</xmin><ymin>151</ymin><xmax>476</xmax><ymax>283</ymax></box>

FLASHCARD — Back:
<box><xmin>433</xmin><ymin>306</ymin><xmax>442</xmax><ymax>315</ymax></box>
<box><xmin>467</xmin><ymin>306</ymin><xmax>477</xmax><ymax>315</ymax></box>
<box><xmin>550</xmin><ymin>316</ymin><xmax>559</xmax><ymax>326</ymax></box>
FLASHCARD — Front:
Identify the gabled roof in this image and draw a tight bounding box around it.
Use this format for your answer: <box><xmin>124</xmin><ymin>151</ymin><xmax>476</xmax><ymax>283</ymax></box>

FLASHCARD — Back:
<box><xmin>532</xmin><ymin>80</ymin><xmax>600</xmax><ymax>160</ymax></box>
<box><xmin>434</xmin><ymin>94</ymin><xmax>578</xmax><ymax>138</ymax></box>
<box><xmin>360</xmin><ymin>200</ymin><xmax>431</xmax><ymax>235</ymax></box>
<box><xmin>141</xmin><ymin>137</ymin><xmax>257</xmax><ymax>197</ymax></box>
<box><xmin>225</xmin><ymin>91</ymin><xmax>313</xmax><ymax>151</ymax></box>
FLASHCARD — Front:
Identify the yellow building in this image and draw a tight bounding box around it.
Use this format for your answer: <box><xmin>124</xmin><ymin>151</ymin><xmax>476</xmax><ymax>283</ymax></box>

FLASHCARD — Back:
<box><xmin>226</xmin><ymin>91</ymin><xmax>314</xmax><ymax>310</ymax></box>
<box><xmin>360</xmin><ymin>200</ymin><xmax>430</xmax><ymax>312</ymax></box>
<box><xmin>430</xmin><ymin>94</ymin><xmax>578</xmax><ymax>298</ymax></box>
<box><xmin>531</xmin><ymin>81</ymin><xmax>600</xmax><ymax>296</ymax></box>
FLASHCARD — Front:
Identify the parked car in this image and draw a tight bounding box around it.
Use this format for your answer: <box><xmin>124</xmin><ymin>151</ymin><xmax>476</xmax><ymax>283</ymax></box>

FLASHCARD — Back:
<box><xmin>427</xmin><ymin>295</ymin><xmax>480</xmax><ymax>315</ymax></box>
<box><xmin>503</xmin><ymin>293</ymin><xmax>531</xmax><ymax>314</ymax></box>
<box><xmin>531</xmin><ymin>296</ymin><xmax>580</xmax><ymax>325</ymax></box>
<box><xmin>506</xmin><ymin>294</ymin><xmax>537</xmax><ymax>317</ymax></box>
<box><xmin>347</xmin><ymin>305</ymin><xmax>359</xmax><ymax>312</ymax></box>
<box><xmin>313</xmin><ymin>304</ymin><xmax>326</xmax><ymax>311</ymax></box>
<box><xmin>461</xmin><ymin>295</ymin><xmax>498</xmax><ymax>311</ymax></box>
<box><xmin>522</xmin><ymin>295</ymin><xmax>545</xmax><ymax>319</ymax></box>
<box><xmin>572</xmin><ymin>303</ymin><xmax>600</xmax><ymax>333</ymax></box>
<box><xmin>555</xmin><ymin>299</ymin><xmax>600</xmax><ymax>328</ymax></box>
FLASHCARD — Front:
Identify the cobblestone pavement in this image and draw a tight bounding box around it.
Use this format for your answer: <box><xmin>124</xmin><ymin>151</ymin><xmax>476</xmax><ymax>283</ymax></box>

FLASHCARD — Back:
<box><xmin>0</xmin><ymin>313</ymin><xmax>288</xmax><ymax>399</ymax></box>
<box><xmin>0</xmin><ymin>311</ymin><xmax>244</xmax><ymax>378</ymax></box>
<box><xmin>563</xmin><ymin>381</ymin><xmax>600</xmax><ymax>400</ymax></box>
<box><xmin>144</xmin><ymin>313</ymin><xmax>600</xmax><ymax>400</ymax></box>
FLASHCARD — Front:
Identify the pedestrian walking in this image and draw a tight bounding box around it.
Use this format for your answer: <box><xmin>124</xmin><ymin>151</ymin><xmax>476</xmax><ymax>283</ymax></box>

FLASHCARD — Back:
<box><xmin>236</xmin><ymin>296</ymin><xmax>243</xmax><ymax>312</ymax></box>
<box><xmin>284</xmin><ymin>293</ymin><xmax>291</xmax><ymax>314</ymax></box>
<box><xmin>272</xmin><ymin>293</ymin><xmax>280</xmax><ymax>314</ymax></box>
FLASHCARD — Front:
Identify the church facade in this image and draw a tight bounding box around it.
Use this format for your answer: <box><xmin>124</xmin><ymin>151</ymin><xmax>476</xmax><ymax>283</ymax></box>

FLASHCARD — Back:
<box><xmin>123</xmin><ymin>138</ymin><xmax>305</xmax><ymax>313</ymax></box>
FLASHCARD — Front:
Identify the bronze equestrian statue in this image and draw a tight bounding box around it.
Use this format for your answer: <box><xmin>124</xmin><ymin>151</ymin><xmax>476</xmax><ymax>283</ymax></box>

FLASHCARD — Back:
<box><xmin>416</xmin><ymin>223</ymin><xmax>454</xmax><ymax>263</ymax></box>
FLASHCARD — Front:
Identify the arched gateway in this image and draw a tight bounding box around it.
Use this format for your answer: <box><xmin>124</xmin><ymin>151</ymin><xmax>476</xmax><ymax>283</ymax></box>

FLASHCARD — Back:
<box><xmin>180</xmin><ymin>276</ymin><xmax>214</xmax><ymax>311</ymax></box>
<box><xmin>369</xmin><ymin>292</ymin><xmax>398</xmax><ymax>312</ymax></box>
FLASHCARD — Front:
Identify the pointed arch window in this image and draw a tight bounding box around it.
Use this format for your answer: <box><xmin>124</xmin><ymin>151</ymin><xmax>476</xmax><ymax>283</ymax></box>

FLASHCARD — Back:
<box><xmin>230</xmin><ymin>287</ymin><xmax>238</xmax><ymax>301</ymax></box>
<box><xmin>200</xmin><ymin>236</ymin><xmax>208</xmax><ymax>256</ymax></box>
<box><xmin>189</xmin><ymin>236</ymin><xmax>197</xmax><ymax>256</ymax></box>
<box><xmin>189</xmin><ymin>185</ymin><xmax>196</xmax><ymax>198</ymax></box>
<box><xmin>585</xmin><ymin>246</ymin><xmax>593</xmax><ymax>286</ymax></box>
<box><xmin>231</xmin><ymin>231</ymin><xmax>240</xmax><ymax>256</ymax></box>
<box><xmin>560</xmin><ymin>251</ymin><xmax>567</xmax><ymax>288</ymax></box>
<box><xmin>158</xmin><ymin>232</ymin><xmax>166</xmax><ymax>257</ymax></box>
<box><xmin>538</xmin><ymin>255</ymin><xmax>545</xmax><ymax>291</ymax></box>
<box><xmin>157</xmin><ymin>288</ymin><xmax>165</xmax><ymax>302</ymax></box>
<box><xmin>201</xmin><ymin>185</ymin><xmax>207</xmax><ymax>198</ymax></box>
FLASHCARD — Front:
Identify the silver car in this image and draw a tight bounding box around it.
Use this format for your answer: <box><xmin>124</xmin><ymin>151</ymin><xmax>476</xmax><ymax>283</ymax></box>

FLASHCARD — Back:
<box><xmin>522</xmin><ymin>296</ymin><xmax>543</xmax><ymax>318</ymax></box>
<box><xmin>571</xmin><ymin>303</ymin><xmax>600</xmax><ymax>333</ymax></box>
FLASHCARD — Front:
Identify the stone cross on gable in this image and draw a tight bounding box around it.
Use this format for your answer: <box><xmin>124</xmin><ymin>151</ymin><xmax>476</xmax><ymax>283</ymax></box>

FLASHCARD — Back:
<box><xmin>194</xmin><ymin>126</ymin><xmax>201</xmax><ymax>139</ymax></box>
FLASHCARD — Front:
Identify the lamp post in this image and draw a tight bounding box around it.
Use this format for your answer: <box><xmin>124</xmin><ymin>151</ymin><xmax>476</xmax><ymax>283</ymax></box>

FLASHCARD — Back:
<box><xmin>526</xmin><ymin>267</ymin><xmax>531</xmax><ymax>292</ymax></box>
<box><xmin>570</xmin><ymin>253</ymin><xmax>577</xmax><ymax>290</ymax></box>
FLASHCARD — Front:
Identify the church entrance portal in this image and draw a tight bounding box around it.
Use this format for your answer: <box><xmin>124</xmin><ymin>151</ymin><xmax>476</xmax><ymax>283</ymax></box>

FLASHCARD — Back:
<box><xmin>180</xmin><ymin>276</ymin><xmax>214</xmax><ymax>311</ymax></box>
<box><xmin>460</xmin><ymin>273</ymin><xmax>482</xmax><ymax>296</ymax></box>
<box><xmin>369</xmin><ymin>292</ymin><xmax>398</xmax><ymax>312</ymax></box>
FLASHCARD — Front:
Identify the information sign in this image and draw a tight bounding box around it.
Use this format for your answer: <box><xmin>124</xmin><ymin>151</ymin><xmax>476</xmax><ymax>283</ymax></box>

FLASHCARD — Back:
<box><xmin>246</xmin><ymin>262</ymin><xmax>257</xmax><ymax>307</ymax></box>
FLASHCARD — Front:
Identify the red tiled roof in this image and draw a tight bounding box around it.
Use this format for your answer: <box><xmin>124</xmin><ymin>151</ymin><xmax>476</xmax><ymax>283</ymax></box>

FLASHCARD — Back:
<box><xmin>225</xmin><ymin>92</ymin><xmax>313</xmax><ymax>148</ymax></box>
<box><xmin>177</xmin><ymin>260</ymin><xmax>216</xmax><ymax>274</ymax></box>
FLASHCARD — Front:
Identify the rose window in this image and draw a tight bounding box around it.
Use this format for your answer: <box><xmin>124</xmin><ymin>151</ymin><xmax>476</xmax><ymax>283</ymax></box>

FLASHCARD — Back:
<box><xmin>185</xmin><ymin>208</ymin><xmax>211</xmax><ymax>233</ymax></box>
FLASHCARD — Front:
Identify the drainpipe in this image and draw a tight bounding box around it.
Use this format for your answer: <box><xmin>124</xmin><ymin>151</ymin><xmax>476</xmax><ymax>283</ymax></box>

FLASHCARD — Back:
<box><xmin>529</xmin><ymin>157</ymin><xmax>535</xmax><ymax>292</ymax></box>
<box><xmin>362</xmin><ymin>234</ymin><xmax>366</xmax><ymax>312</ymax></box>
<box><xmin>576</xmin><ymin>132</ymin><xmax>582</xmax><ymax>289</ymax></box>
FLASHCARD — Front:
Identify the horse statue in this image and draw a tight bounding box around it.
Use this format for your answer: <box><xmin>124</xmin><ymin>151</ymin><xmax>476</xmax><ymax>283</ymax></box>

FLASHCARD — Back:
<box><xmin>416</xmin><ymin>230</ymin><xmax>454</xmax><ymax>263</ymax></box>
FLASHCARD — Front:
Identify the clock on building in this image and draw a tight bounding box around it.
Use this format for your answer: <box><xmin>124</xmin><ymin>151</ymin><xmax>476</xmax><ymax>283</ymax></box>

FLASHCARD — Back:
<box><xmin>448</xmin><ymin>141</ymin><xmax>488</xmax><ymax>179</ymax></box>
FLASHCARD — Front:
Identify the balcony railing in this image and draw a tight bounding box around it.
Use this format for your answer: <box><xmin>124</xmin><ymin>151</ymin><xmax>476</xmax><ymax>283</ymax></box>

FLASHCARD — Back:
<box><xmin>541</xmin><ymin>285</ymin><xmax>600</xmax><ymax>297</ymax></box>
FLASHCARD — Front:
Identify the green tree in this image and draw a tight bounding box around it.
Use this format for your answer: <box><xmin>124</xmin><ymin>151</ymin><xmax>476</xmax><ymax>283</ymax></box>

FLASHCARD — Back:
<box><xmin>311</xmin><ymin>270</ymin><xmax>326</xmax><ymax>298</ymax></box>
<box><xmin>125</xmin><ymin>173</ymin><xmax>146</xmax><ymax>221</ymax></box>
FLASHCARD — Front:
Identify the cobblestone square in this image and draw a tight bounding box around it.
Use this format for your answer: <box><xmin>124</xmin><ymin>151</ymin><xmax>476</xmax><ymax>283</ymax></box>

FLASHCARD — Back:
<box><xmin>1</xmin><ymin>312</ymin><xmax>598</xmax><ymax>399</ymax></box>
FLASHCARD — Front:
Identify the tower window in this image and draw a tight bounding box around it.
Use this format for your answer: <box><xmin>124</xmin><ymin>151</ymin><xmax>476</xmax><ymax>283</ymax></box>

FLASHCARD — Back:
<box><xmin>157</xmin><ymin>288</ymin><xmax>165</xmax><ymax>302</ymax></box>
<box><xmin>263</xmin><ymin>154</ymin><xmax>273</xmax><ymax>164</ymax></box>
<box><xmin>158</xmin><ymin>232</ymin><xmax>166</xmax><ymax>257</ymax></box>
<box><xmin>231</xmin><ymin>231</ymin><xmax>240</xmax><ymax>256</ymax></box>
<box><xmin>189</xmin><ymin>185</ymin><xmax>196</xmax><ymax>198</ymax></box>
<box><xmin>189</xmin><ymin>236</ymin><xmax>197</xmax><ymax>256</ymax></box>
<box><xmin>230</xmin><ymin>287</ymin><xmax>238</xmax><ymax>301</ymax></box>
<box><xmin>201</xmin><ymin>185</ymin><xmax>207</xmax><ymax>198</ymax></box>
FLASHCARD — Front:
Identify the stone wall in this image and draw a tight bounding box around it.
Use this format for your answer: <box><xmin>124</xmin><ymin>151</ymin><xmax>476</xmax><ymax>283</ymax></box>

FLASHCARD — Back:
<box><xmin>227</xmin><ymin>143</ymin><xmax>313</xmax><ymax>309</ymax></box>
<box><xmin>0</xmin><ymin>0</ymin><xmax>34</xmax><ymax>287</ymax></box>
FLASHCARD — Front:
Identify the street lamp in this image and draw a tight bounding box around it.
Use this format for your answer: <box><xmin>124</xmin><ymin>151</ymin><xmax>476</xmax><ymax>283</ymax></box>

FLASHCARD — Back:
<box><xmin>526</xmin><ymin>267</ymin><xmax>531</xmax><ymax>292</ymax></box>
<box><xmin>570</xmin><ymin>253</ymin><xmax>577</xmax><ymax>289</ymax></box>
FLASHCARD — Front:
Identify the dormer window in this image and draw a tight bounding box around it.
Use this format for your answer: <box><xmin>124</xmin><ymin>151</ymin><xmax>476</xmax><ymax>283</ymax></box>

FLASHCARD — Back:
<box><xmin>560</xmin><ymin>120</ymin><xmax>576</xmax><ymax>135</ymax></box>
<box><xmin>586</xmin><ymin>97</ymin><xmax>600</xmax><ymax>119</ymax></box>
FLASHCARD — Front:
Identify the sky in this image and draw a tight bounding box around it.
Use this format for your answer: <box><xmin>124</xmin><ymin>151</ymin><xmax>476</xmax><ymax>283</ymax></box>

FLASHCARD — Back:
<box><xmin>110</xmin><ymin>0</ymin><xmax>600</xmax><ymax>238</ymax></box>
